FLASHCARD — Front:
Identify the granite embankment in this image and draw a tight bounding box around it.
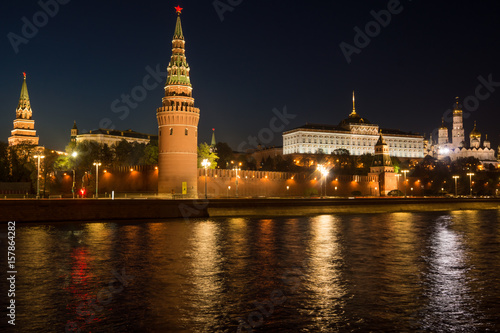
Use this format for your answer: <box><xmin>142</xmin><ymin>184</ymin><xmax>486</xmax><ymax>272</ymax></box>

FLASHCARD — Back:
<box><xmin>0</xmin><ymin>198</ymin><xmax>499</xmax><ymax>222</ymax></box>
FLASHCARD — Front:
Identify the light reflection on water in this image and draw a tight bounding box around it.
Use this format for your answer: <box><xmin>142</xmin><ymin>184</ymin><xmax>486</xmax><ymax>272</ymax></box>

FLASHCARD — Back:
<box><xmin>2</xmin><ymin>210</ymin><xmax>500</xmax><ymax>332</ymax></box>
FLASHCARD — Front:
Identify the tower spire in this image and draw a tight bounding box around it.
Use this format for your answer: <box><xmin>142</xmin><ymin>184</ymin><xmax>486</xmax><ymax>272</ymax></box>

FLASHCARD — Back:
<box><xmin>351</xmin><ymin>90</ymin><xmax>356</xmax><ymax>115</ymax></box>
<box><xmin>18</xmin><ymin>72</ymin><xmax>30</xmax><ymax>112</ymax></box>
<box><xmin>211</xmin><ymin>128</ymin><xmax>216</xmax><ymax>147</ymax></box>
<box><xmin>173</xmin><ymin>6</ymin><xmax>184</xmax><ymax>40</ymax></box>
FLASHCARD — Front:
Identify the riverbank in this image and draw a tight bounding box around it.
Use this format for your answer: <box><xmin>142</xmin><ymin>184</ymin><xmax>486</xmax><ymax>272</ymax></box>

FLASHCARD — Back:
<box><xmin>0</xmin><ymin>197</ymin><xmax>499</xmax><ymax>222</ymax></box>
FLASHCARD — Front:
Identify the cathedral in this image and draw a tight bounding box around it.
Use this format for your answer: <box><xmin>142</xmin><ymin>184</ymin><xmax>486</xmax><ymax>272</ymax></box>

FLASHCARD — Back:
<box><xmin>425</xmin><ymin>97</ymin><xmax>498</xmax><ymax>167</ymax></box>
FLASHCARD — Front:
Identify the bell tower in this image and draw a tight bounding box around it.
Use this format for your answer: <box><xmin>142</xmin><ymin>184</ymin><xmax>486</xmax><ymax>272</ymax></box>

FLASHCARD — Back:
<box><xmin>452</xmin><ymin>97</ymin><xmax>465</xmax><ymax>148</ymax></box>
<box><xmin>156</xmin><ymin>6</ymin><xmax>200</xmax><ymax>197</ymax></box>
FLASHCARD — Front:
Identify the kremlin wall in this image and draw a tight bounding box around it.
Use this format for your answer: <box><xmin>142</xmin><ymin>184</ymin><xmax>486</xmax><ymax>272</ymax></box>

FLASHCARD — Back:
<box><xmin>53</xmin><ymin>165</ymin><xmax>425</xmax><ymax>198</ymax></box>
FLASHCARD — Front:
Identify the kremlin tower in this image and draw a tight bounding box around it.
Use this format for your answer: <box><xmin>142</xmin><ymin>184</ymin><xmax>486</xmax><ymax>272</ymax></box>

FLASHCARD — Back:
<box><xmin>156</xmin><ymin>6</ymin><xmax>200</xmax><ymax>197</ymax></box>
<box><xmin>8</xmin><ymin>73</ymin><xmax>39</xmax><ymax>146</ymax></box>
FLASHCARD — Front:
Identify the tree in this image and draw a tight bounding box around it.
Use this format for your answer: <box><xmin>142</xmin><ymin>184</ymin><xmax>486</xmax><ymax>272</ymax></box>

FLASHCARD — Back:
<box><xmin>0</xmin><ymin>141</ymin><xmax>10</xmax><ymax>181</ymax></box>
<box><xmin>215</xmin><ymin>142</ymin><xmax>234</xmax><ymax>169</ymax></box>
<box><xmin>197</xmin><ymin>143</ymin><xmax>218</xmax><ymax>168</ymax></box>
<box><xmin>142</xmin><ymin>140</ymin><xmax>158</xmax><ymax>165</ymax></box>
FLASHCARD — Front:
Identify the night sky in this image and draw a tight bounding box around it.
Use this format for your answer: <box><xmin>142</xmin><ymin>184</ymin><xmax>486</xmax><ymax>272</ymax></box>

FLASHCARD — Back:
<box><xmin>1</xmin><ymin>0</ymin><xmax>500</xmax><ymax>151</ymax></box>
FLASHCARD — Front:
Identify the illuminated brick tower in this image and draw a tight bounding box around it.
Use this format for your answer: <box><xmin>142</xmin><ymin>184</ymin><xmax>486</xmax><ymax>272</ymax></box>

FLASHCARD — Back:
<box><xmin>8</xmin><ymin>73</ymin><xmax>39</xmax><ymax>146</ymax></box>
<box><xmin>156</xmin><ymin>6</ymin><xmax>200</xmax><ymax>197</ymax></box>
<box><xmin>369</xmin><ymin>131</ymin><xmax>397</xmax><ymax>196</ymax></box>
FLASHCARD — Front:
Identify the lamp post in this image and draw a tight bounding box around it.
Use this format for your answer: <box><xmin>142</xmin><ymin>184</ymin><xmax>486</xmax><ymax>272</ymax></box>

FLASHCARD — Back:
<box><xmin>201</xmin><ymin>159</ymin><xmax>211</xmax><ymax>199</ymax></box>
<box><xmin>227</xmin><ymin>186</ymin><xmax>231</xmax><ymax>198</ymax></box>
<box><xmin>233</xmin><ymin>167</ymin><xmax>240</xmax><ymax>198</ymax></box>
<box><xmin>452</xmin><ymin>175</ymin><xmax>459</xmax><ymax>197</ymax></box>
<box><xmin>317</xmin><ymin>164</ymin><xmax>328</xmax><ymax>197</ymax></box>
<box><xmin>402</xmin><ymin>170</ymin><xmax>409</xmax><ymax>198</ymax></box>
<box><xmin>395</xmin><ymin>173</ymin><xmax>401</xmax><ymax>195</ymax></box>
<box><xmin>71</xmin><ymin>152</ymin><xmax>78</xmax><ymax>199</ymax></box>
<box><xmin>33</xmin><ymin>154</ymin><xmax>45</xmax><ymax>198</ymax></box>
<box><xmin>467</xmin><ymin>173</ymin><xmax>475</xmax><ymax>196</ymax></box>
<box><xmin>93</xmin><ymin>161</ymin><xmax>101</xmax><ymax>198</ymax></box>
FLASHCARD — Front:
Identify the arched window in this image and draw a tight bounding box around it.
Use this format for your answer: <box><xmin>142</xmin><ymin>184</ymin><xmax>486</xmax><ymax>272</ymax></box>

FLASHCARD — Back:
<box><xmin>185</xmin><ymin>128</ymin><xmax>188</xmax><ymax>135</ymax></box>
<box><xmin>170</xmin><ymin>128</ymin><xmax>173</xmax><ymax>135</ymax></box>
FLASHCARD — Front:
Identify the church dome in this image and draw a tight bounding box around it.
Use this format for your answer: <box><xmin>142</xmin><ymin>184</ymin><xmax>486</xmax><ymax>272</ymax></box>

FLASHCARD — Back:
<box><xmin>339</xmin><ymin>112</ymin><xmax>371</xmax><ymax>127</ymax></box>
<box><xmin>470</xmin><ymin>121</ymin><xmax>481</xmax><ymax>137</ymax></box>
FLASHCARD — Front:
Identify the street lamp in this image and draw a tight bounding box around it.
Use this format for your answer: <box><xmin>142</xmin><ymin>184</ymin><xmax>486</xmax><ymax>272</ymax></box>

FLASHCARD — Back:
<box><xmin>93</xmin><ymin>161</ymin><xmax>101</xmax><ymax>198</ymax></box>
<box><xmin>402</xmin><ymin>170</ymin><xmax>409</xmax><ymax>198</ymax></box>
<box><xmin>33</xmin><ymin>154</ymin><xmax>45</xmax><ymax>198</ymax></box>
<box><xmin>467</xmin><ymin>173</ymin><xmax>475</xmax><ymax>196</ymax></box>
<box><xmin>227</xmin><ymin>185</ymin><xmax>231</xmax><ymax>198</ymax></box>
<box><xmin>395</xmin><ymin>173</ymin><xmax>401</xmax><ymax>196</ymax></box>
<box><xmin>233</xmin><ymin>167</ymin><xmax>240</xmax><ymax>198</ymax></box>
<box><xmin>452</xmin><ymin>175</ymin><xmax>459</xmax><ymax>197</ymax></box>
<box><xmin>317</xmin><ymin>164</ymin><xmax>328</xmax><ymax>197</ymax></box>
<box><xmin>201</xmin><ymin>159</ymin><xmax>211</xmax><ymax>199</ymax></box>
<box><xmin>71</xmin><ymin>152</ymin><xmax>78</xmax><ymax>199</ymax></box>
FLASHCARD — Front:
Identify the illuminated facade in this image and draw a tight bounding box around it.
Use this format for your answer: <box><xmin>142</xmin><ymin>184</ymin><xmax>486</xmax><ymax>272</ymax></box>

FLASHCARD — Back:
<box><xmin>8</xmin><ymin>73</ymin><xmax>40</xmax><ymax>146</ymax></box>
<box><xmin>74</xmin><ymin>127</ymin><xmax>156</xmax><ymax>146</ymax></box>
<box><xmin>283</xmin><ymin>92</ymin><xmax>424</xmax><ymax>159</ymax></box>
<box><xmin>430</xmin><ymin>98</ymin><xmax>497</xmax><ymax>167</ymax></box>
<box><xmin>156</xmin><ymin>7</ymin><xmax>200</xmax><ymax>196</ymax></box>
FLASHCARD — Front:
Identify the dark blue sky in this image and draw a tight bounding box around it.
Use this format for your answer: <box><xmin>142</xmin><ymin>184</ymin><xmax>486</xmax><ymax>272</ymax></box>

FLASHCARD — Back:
<box><xmin>1</xmin><ymin>0</ymin><xmax>500</xmax><ymax>151</ymax></box>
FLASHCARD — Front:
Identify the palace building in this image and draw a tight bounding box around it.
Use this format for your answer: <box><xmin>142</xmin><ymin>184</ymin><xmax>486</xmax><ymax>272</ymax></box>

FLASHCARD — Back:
<box><xmin>283</xmin><ymin>92</ymin><xmax>424</xmax><ymax>159</ymax></box>
<box><xmin>426</xmin><ymin>97</ymin><xmax>498</xmax><ymax>167</ymax></box>
<box><xmin>156</xmin><ymin>6</ymin><xmax>200</xmax><ymax>197</ymax></box>
<box><xmin>8</xmin><ymin>73</ymin><xmax>40</xmax><ymax>147</ymax></box>
<box><xmin>71</xmin><ymin>122</ymin><xmax>157</xmax><ymax>146</ymax></box>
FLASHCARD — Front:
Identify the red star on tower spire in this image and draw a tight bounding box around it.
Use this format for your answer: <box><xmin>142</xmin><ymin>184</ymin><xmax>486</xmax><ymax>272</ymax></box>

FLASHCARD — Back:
<box><xmin>175</xmin><ymin>5</ymin><xmax>183</xmax><ymax>14</ymax></box>
<box><xmin>23</xmin><ymin>72</ymin><xmax>26</xmax><ymax>79</ymax></box>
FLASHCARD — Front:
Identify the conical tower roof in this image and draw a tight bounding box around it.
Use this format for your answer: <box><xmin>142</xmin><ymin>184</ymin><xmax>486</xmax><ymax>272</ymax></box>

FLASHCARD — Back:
<box><xmin>18</xmin><ymin>72</ymin><xmax>30</xmax><ymax>110</ymax></box>
<box><xmin>173</xmin><ymin>14</ymin><xmax>184</xmax><ymax>40</ymax></box>
<box><xmin>376</xmin><ymin>130</ymin><xmax>387</xmax><ymax>146</ymax></box>
<box><xmin>211</xmin><ymin>128</ymin><xmax>216</xmax><ymax>146</ymax></box>
<box><xmin>166</xmin><ymin>7</ymin><xmax>191</xmax><ymax>87</ymax></box>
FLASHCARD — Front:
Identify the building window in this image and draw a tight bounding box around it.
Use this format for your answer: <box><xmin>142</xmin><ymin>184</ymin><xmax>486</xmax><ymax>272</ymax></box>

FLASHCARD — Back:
<box><xmin>170</xmin><ymin>128</ymin><xmax>173</xmax><ymax>135</ymax></box>
<box><xmin>185</xmin><ymin>128</ymin><xmax>188</xmax><ymax>135</ymax></box>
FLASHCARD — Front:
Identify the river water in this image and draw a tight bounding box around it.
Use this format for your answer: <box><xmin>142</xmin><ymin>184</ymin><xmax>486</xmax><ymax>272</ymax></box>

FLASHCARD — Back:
<box><xmin>2</xmin><ymin>210</ymin><xmax>500</xmax><ymax>332</ymax></box>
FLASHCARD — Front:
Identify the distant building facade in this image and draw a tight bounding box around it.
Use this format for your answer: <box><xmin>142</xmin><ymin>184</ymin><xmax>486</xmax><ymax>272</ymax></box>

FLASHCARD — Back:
<box><xmin>283</xmin><ymin>93</ymin><xmax>424</xmax><ymax>159</ymax></box>
<box><xmin>426</xmin><ymin>97</ymin><xmax>498</xmax><ymax>167</ymax></box>
<box><xmin>8</xmin><ymin>73</ymin><xmax>40</xmax><ymax>146</ymax></box>
<box><xmin>73</xmin><ymin>126</ymin><xmax>157</xmax><ymax>146</ymax></box>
